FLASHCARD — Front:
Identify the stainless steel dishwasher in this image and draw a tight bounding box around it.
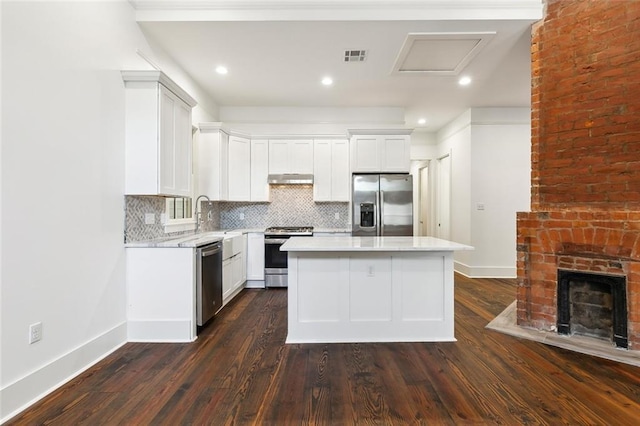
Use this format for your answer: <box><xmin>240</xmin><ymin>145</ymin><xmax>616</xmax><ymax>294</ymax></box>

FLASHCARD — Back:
<box><xmin>197</xmin><ymin>240</ymin><xmax>223</xmax><ymax>326</ymax></box>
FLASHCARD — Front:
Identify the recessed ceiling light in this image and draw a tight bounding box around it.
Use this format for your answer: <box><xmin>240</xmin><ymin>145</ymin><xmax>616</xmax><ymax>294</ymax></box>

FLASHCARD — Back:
<box><xmin>215</xmin><ymin>65</ymin><xmax>228</xmax><ymax>75</ymax></box>
<box><xmin>458</xmin><ymin>76</ymin><xmax>472</xmax><ymax>86</ymax></box>
<box><xmin>418</xmin><ymin>118</ymin><xmax>427</xmax><ymax>125</ymax></box>
<box><xmin>321</xmin><ymin>76</ymin><xmax>333</xmax><ymax>86</ymax></box>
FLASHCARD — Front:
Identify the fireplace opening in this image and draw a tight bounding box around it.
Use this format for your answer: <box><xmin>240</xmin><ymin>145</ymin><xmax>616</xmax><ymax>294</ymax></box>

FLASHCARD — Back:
<box><xmin>557</xmin><ymin>270</ymin><xmax>628</xmax><ymax>349</ymax></box>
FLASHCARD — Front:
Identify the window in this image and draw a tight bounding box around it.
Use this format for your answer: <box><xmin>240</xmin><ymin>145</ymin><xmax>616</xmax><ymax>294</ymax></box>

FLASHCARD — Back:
<box><xmin>166</xmin><ymin>197</ymin><xmax>192</xmax><ymax>220</ymax></box>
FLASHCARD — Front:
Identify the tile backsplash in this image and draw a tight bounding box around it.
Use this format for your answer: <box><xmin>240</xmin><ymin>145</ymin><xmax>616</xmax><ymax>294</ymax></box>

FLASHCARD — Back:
<box><xmin>125</xmin><ymin>186</ymin><xmax>349</xmax><ymax>242</ymax></box>
<box><xmin>219</xmin><ymin>185</ymin><xmax>349</xmax><ymax>229</ymax></box>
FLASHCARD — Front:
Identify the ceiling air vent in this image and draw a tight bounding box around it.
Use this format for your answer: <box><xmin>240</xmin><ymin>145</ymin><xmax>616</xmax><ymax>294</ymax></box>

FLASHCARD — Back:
<box><xmin>344</xmin><ymin>49</ymin><xmax>367</xmax><ymax>62</ymax></box>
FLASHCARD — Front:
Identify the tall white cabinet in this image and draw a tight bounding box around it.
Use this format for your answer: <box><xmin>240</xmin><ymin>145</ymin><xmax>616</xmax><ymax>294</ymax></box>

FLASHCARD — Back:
<box><xmin>313</xmin><ymin>139</ymin><xmax>350</xmax><ymax>201</ymax></box>
<box><xmin>122</xmin><ymin>71</ymin><xmax>197</xmax><ymax>197</ymax></box>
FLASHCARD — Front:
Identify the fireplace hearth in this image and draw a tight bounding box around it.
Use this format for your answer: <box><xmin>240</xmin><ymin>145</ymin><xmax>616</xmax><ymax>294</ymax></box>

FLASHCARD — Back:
<box><xmin>557</xmin><ymin>270</ymin><xmax>627</xmax><ymax>348</ymax></box>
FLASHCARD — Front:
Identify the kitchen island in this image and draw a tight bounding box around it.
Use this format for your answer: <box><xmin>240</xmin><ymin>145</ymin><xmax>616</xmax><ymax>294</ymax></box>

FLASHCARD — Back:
<box><xmin>281</xmin><ymin>236</ymin><xmax>473</xmax><ymax>344</ymax></box>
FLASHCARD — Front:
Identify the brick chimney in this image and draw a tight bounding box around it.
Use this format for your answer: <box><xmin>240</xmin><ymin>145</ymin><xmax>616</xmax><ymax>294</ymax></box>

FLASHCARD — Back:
<box><xmin>517</xmin><ymin>0</ymin><xmax>640</xmax><ymax>349</ymax></box>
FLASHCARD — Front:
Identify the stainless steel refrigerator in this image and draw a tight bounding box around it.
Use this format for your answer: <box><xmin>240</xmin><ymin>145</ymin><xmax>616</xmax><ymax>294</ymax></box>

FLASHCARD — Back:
<box><xmin>352</xmin><ymin>174</ymin><xmax>413</xmax><ymax>236</ymax></box>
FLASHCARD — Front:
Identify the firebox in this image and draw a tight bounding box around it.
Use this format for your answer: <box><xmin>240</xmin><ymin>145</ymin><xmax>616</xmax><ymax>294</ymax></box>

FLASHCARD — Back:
<box><xmin>557</xmin><ymin>270</ymin><xmax>628</xmax><ymax>349</ymax></box>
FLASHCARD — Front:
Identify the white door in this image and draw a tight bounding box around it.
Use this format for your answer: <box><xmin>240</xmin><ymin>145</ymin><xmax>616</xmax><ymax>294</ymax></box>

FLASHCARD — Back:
<box><xmin>436</xmin><ymin>154</ymin><xmax>451</xmax><ymax>240</ymax></box>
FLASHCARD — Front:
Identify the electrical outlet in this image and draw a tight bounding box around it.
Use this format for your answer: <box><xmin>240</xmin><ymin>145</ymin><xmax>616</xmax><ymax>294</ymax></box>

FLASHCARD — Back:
<box><xmin>29</xmin><ymin>322</ymin><xmax>42</xmax><ymax>344</ymax></box>
<box><xmin>476</xmin><ymin>203</ymin><xmax>485</xmax><ymax>211</ymax></box>
<box><xmin>144</xmin><ymin>213</ymin><xmax>155</xmax><ymax>224</ymax></box>
<box><xmin>335</xmin><ymin>212</ymin><xmax>340</xmax><ymax>220</ymax></box>
<box><xmin>367</xmin><ymin>265</ymin><xmax>375</xmax><ymax>277</ymax></box>
<box><xmin>239</xmin><ymin>212</ymin><xmax>245</xmax><ymax>220</ymax></box>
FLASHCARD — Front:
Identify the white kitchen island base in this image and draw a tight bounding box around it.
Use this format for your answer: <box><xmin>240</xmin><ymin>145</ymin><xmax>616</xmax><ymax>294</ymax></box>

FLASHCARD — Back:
<box><xmin>282</xmin><ymin>237</ymin><xmax>473</xmax><ymax>344</ymax></box>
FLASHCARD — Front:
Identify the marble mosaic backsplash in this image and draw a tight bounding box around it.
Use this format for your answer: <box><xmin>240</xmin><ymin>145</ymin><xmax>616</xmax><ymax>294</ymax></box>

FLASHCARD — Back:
<box><xmin>125</xmin><ymin>186</ymin><xmax>348</xmax><ymax>242</ymax></box>
<box><xmin>125</xmin><ymin>196</ymin><xmax>220</xmax><ymax>242</ymax></box>
<box><xmin>219</xmin><ymin>185</ymin><xmax>349</xmax><ymax>229</ymax></box>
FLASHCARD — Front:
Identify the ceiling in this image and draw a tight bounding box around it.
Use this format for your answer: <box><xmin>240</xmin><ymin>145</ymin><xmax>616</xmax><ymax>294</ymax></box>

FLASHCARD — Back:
<box><xmin>132</xmin><ymin>0</ymin><xmax>544</xmax><ymax>132</ymax></box>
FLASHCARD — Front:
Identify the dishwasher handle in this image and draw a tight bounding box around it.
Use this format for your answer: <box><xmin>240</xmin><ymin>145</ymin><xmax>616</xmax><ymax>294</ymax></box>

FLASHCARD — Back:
<box><xmin>201</xmin><ymin>243</ymin><xmax>222</xmax><ymax>257</ymax></box>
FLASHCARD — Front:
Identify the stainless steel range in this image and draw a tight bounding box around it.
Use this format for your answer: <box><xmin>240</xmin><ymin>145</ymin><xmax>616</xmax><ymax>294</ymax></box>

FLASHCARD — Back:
<box><xmin>264</xmin><ymin>226</ymin><xmax>313</xmax><ymax>288</ymax></box>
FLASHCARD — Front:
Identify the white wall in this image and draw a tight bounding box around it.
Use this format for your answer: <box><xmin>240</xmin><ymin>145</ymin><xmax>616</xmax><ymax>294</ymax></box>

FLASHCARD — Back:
<box><xmin>0</xmin><ymin>2</ymin><xmax>217</xmax><ymax>421</ymax></box>
<box><xmin>470</xmin><ymin>114</ymin><xmax>531</xmax><ymax>277</ymax></box>
<box><xmin>435</xmin><ymin>108</ymin><xmax>530</xmax><ymax>278</ymax></box>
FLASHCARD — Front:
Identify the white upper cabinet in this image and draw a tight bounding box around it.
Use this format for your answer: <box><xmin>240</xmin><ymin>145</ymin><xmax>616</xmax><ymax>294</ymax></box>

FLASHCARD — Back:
<box><xmin>250</xmin><ymin>139</ymin><xmax>270</xmax><ymax>202</ymax></box>
<box><xmin>350</xmin><ymin>130</ymin><xmax>412</xmax><ymax>173</ymax></box>
<box><xmin>268</xmin><ymin>139</ymin><xmax>313</xmax><ymax>174</ymax></box>
<box><xmin>313</xmin><ymin>139</ymin><xmax>350</xmax><ymax>202</ymax></box>
<box><xmin>228</xmin><ymin>135</ymin><xmax>251</xmax><ymax>201</ymax></box>
<box><xmin>122</xmin><ymin>71</ymin><xmax>196</xmax><ymax>197</ymax></box>
<box><xmin>197</xmin><ymin>125</ymin><xmax>228</xmax><ymax>201</ymax></box>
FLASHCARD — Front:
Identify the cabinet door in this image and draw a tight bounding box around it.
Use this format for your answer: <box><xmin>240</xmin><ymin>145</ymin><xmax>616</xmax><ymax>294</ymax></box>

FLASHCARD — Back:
<box><xmin>380</xmin><ymin>135</ymin><xmax>410</xmax><ymax>172</ymax></box>
<box><xmin>351</xmin><ymin>136</ymin><xmax>380</xmax><ymax>172</ymax></box>
<box><xmin>268</xmin><ymin>140</ymin><xmax>289</xmax><ymax>174</ymax></box>
<box><xmin>174</xmin><ymin>99</ymin><xmax>192</xmax><ymax>196</ymax></box>
<box><xmin>313</xmin><ymin>140</ymin><xmax>332</xmax><ymax>201</ymax></box>
<box><xmin>222</xmin><ymin>258</ymin><xmax>233</xmax><ymax>303</ymax></box>
<box><xmin>250</xmin><ymin>139</ymin><xmax>269</xmax><ymax>201</ymax></box>
<box><xmin>231</xmin><ymin>253</ymin><xmax>244</xmax><ymax>292</ymax></box>
<box><xmin>246</xmin><ymin>232</ymin><xmax>265</xmax><ymax>280</ymax></box>
<box><xmin>290</xmin><ymin>140</ymin><xmax>314</xmax><ymax>173</ymax></box>
<box><xmin>331</xmin><ymin>139</ymin><xmax>350</xmax><ymax>201</ymax></box>
<box><xmin>228</xmin><ymin>135</ymin><xmax>251</xmax><ymax>201</ymax></box>
<box><xmin>197</xmin><ymin>129</ymin><xmax>228</xmax><ymax>201</ymax></box>
<box><xmin>158</xmin><ymin>85</ymin><xmax>192</xmax><ymax>197</ymax></box>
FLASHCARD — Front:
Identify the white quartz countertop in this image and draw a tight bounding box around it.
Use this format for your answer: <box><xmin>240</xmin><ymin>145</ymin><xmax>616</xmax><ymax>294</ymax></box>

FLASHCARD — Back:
<box><xmin>125</xmin><ymin>231</ymin><xmax>239</xmax><ymax>248</ymax></box>
<box><xmin>281</xmin><ymin>236</ymin><xmax>474</xmax><ymax>252</ymax></box>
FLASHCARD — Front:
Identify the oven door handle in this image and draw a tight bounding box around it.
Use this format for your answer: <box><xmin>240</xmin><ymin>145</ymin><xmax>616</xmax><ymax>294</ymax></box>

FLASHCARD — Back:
<box><xmin>265</xmin><ymin>238</ymin><xmax>288</xmax><ymax>245</ymax></box>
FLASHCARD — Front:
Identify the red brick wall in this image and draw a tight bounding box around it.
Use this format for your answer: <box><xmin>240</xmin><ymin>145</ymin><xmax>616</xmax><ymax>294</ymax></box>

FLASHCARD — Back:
<box><xmin>519</xmin><ymin>0</ymin><xmax>640</xmax><ymax>349</ymax></box>
<box><xmin>531</xmin><ymin>0</ymin><xmax>640</xmax><ymax>210</ymax></box>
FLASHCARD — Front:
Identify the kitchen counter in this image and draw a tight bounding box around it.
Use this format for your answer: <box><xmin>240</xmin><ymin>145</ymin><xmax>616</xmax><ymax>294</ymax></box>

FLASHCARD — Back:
<box><xmin>281</xmin><ymin>236</ymin><xmax>473</xmax><ymax>252</ymax></box>
<box><xmin>282</xmin><ymin>236</ymin><xmax>473</xmax><ymax>344</ymax></box>
<box><xmin>124</xmin><ymin>229</ymin><xmax>260</xmax><ymax>248</ymax></box>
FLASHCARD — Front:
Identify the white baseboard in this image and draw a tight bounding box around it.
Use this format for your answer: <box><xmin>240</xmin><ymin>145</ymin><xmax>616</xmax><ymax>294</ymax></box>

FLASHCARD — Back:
<box><xmin>127</xmin><ymin>319</ymin><xmax>195</xmax><ymax>343</ymax></box>
<box><xmin>244</xmin><ymin>280</ymin><xmax>265</xmax><ymax>289</ymax></box>
<box><xmin>0</xmin><ymin>322</ymin><xmax>127</xmax><ymax>424</ymax></box>
<box><xmin>454</xmin><ymin>261</ymin><xmax>516</xmax><ymax>279</ymax></box>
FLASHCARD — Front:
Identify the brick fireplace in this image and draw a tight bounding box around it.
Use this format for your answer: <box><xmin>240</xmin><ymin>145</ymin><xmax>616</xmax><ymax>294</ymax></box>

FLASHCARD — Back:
<box><xmin>516</xmin><ymin>0</ymin><xmax>640</xmax><ymax>350</ymax></box>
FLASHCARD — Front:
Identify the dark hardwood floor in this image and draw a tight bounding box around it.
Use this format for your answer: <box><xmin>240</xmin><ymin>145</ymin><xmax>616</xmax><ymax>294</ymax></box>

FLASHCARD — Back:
<box><xmin>8</xmin><ymin>275</ymin><xmax>640</xmax><ymax>425</ymax></box>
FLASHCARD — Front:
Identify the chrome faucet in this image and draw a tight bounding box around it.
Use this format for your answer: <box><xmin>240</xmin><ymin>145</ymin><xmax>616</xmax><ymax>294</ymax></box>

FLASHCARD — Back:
<box><xmin>194</xmin><ymin>194</ymin><xmax>212</xmax><ymax>232</ymax></box>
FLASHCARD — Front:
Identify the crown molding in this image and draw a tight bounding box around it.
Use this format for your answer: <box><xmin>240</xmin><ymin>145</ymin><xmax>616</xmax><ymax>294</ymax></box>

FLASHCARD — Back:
<box><xmin>131</xmin><ymin>0</ymin><xmax>544</xmax><ymax>22</ymax></box>
<box><xmin>121</xmin><ymin>70</ymin><xmax>197</xmax><ymax>107</ymax></box>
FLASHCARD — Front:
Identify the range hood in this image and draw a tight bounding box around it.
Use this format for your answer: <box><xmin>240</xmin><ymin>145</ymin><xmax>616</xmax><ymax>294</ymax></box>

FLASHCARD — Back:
<box><xmin>267</xmin><ymin>174</ymin><xmax>314</xmax><ymax>185</ymax></box>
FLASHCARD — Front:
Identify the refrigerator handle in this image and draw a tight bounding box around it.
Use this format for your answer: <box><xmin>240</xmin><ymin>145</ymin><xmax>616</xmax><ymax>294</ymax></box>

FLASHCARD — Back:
<box><xmin>380</xmin><ymin>190</ymin><xmax>384</xmax><ymax>236</ymax></box>
<box><xmin>375</xmin><ymin>191</ymin><xmax>381</xmax><ymax>236</ymax></box>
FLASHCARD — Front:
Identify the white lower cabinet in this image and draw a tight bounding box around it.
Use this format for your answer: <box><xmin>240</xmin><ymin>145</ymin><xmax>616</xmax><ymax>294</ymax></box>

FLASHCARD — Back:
<box><xmin>246</xmin><ymin>232</ymin><xmax>265</xmax><ymax>287</ymax></box>
<box><xmin>222</xmin><ymin>257</ymin><xmax>233</xmax><ymax>303</ymax></box>
<box><xmin>126</xmin><ymin>247</ymin><xmax>197</xmax><ymax>342</ymax></box>
<box><xmin>222</xmin><ymin>233</ymin><xmax>247</xmax><ymax>305</ymax></box>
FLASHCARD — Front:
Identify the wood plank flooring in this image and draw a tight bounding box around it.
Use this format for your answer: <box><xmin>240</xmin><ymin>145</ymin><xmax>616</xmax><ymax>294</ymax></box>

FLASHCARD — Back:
<box><xmin>7</xmin><ymin>275</ymin><xmax>640</xmax><ymax>425</ymax></box>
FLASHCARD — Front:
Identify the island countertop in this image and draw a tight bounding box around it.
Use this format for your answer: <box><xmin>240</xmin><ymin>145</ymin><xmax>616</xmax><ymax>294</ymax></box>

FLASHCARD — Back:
<box><xmin>281</xmin><ymin>236</ymin><xmax>473</xmax><ymax>252</ymax></box>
